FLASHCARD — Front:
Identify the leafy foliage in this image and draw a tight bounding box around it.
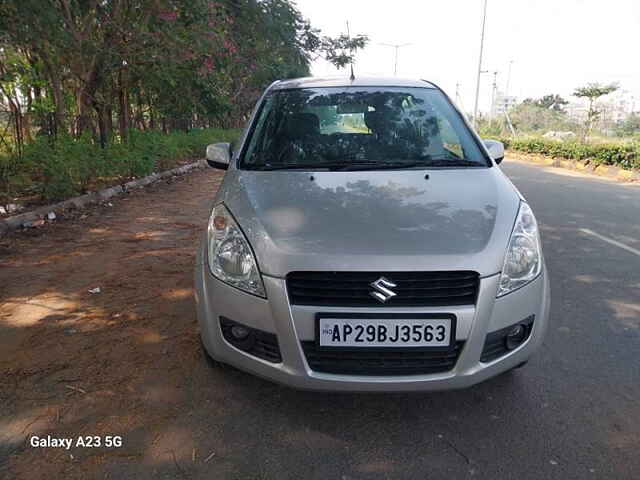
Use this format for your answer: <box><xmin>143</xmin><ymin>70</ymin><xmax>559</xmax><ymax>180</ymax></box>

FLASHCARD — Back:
<box><xmin>522</xmin><ymin>94</ymin><xmax>569</xmax><ymax>113</ymax></box>
<box><xmin>0</xmin><ymin>0</ymin><xmax>369</xmax><ymax>204</ymax></box>
<box><xmin>2</xmin><ymin>129</ymin><xmax>240</xmax><ymax>202</ymax></box>
<box><xmin>509</xmin><ymin>103</ymin><xmax>576</xmax><ymax>133</ymax></box>
<box><xmin>317</xmin><ymin>34</ymin><xmax>369</xmax><ymax>69</ymax></box>
<box><xmin>0</xmin><ymin>0</ymin><xmax>368</xmax><ymax>142</ymax></box>
<box><xmin>497</xmin><ymin>136</ymin><xmax>639</xmax><ymax>170</ymax></box>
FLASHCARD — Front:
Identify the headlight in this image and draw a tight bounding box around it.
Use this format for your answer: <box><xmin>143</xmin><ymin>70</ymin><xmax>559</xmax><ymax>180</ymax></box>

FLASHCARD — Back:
<box><xmin>207</xmin><ymin>204</ymin><xmax>265</xmax><ymax>297</ymax></box>
<box><xmin>497</xmin><ymin>202</ymin><xmax>542</xmax><ymax>297</ymax></box>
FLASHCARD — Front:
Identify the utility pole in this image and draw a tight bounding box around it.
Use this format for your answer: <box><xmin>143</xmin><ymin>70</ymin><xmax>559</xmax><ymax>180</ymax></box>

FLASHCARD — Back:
<box><xmin>379</xmin><ymin>43</ymin><xmax>411</xmax><ymax>76</ymax></box>
<box><xmin>490</xmin><ymin>71</ymin><xmax>498</xmax><ymax>118</ymax></box>
<box><xmin>505</xmin><ymin>60</ymin><xmax>514</xmax><ymax>97</ymax></box>
<box><xmin>504</xmin><ymin>109</ymin><xmax>516</xmax><ymax>136</ymax></box>
<box><xmin>473</xmin><ymin>0</ymin><xmax>488</xmax><ymax>129</ymax></box>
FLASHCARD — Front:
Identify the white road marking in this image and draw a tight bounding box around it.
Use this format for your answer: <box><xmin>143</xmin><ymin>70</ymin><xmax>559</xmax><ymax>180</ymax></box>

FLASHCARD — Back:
<box><xmin>579</xmin><ymin>228</ymin><xmax>640</xmax><ymax>257</ymax></box>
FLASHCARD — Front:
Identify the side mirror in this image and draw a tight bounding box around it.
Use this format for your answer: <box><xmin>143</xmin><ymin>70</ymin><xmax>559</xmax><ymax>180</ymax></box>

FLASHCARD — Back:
<box><xmin>206</xmin><ymin>143</ymin><xmax>231</xmax><ymax>170</ymax></box>
<box><xmin>483</xmin><ymin>139</ymin><xmax>505</xmax><ymax>164</ymax></box>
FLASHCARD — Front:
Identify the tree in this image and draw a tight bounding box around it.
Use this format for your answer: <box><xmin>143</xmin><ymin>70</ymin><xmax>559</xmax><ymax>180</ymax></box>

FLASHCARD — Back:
<box><xmin>509</xmin><ymin>103</ymin><xmax>561</xmax><ymax>133</ymax></box>
<box><xmin>0</xmin><ymin>0</ymin><xmax>370</xmax><ymax>148</ymax></box>
<box><xmin>615</xmin><ymin>113</ymin><xmax>640</xmax><ymax>137</ymax></box>
<box><xmin>523</xmin><ymin>94</ymin><xmax>568</xmax><ymax>113</ymax></box>
<box><xmin>573</xmin><ymin>83</ymin><xmax>619</xmax><ymax>141</ymax></box>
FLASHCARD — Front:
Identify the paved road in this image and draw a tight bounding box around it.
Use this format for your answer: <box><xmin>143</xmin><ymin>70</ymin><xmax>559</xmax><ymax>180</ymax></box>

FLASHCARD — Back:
<box><xmin>1</xmin><ymin>158</ymin><xmax>638</xmax><ymax>479</ymax></box>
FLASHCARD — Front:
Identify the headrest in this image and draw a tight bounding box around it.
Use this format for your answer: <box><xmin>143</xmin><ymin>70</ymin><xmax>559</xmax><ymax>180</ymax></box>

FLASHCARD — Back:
<box><xmin>364</xmin><ymin>110</ymin><xmax>383</xmax><ymax>132</ymax></box>
<box><xmin>283</xmin><ymin>113</ymin><xmax>320</xmax><ymax>139</ymax></box>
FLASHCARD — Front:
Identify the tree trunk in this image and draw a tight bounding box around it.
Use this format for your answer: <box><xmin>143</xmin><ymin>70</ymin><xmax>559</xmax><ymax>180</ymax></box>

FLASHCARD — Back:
<box><xmin>94</xmin><ymin>104</ymin><xmax>108</xmax><ymax>149</ymax></box>
<box><xmin>0</xmin><ymin>85</ymin><xmax>24</xmax><ymax>156</ymax></box>
<box><xmin>106</xmin><ymin>105</ymin><xmax>113</xmax><ymax>138</ymax></box>
<box><xmin>77</xmin><ymin>65</ymin><xmax>103</xmax><ymax>139</ymax></box>
<box><xmin>40</xmin><ymin>55</ymin><xmax>66</xmax><ymax>137</ymax></box>
<box><xmin>118</xmin><ymin>70</ymin><xmax>129</xmax><ymax>142</ymax></box>
<box><xmin>149</xmin><ymin>97</ymin><xmax>156</xmax><ymax>130</ymax></box>
<box><xmin>22</xmin><ymin>88</ymin><xmax>33</xmax><ymax>143</ymax></box>
<box><xmin>582</xmin><ymin>98</ymin><xmax>595</xmax><ymax>143</ymax></box>
<box><xmin>77</xmin><ymin>88</ymin><xmax>93</xmax><ymax>137</ymax></box>
<box><xmin>135</xmin><ymin>92</ymin><xmax>147</xmax><ymax>130</ymax></box>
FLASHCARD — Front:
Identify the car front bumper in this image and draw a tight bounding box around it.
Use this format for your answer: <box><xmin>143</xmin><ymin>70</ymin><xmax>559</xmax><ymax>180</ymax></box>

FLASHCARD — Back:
<box><xmin>195</xmin><ymin>251</ymin><xmax>550</xmax><ymax>392</ymax></box>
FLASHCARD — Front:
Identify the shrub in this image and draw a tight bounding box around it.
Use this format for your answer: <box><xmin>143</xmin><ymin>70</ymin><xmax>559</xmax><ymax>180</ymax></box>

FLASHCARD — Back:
<box><xmin>1</xmin><ymin>128</ymin><xmax>241</xmax><ymax>203</ymax></box>
<box><xmin>494</xmin><ymin>136</ymin><xmax>640</xmax><ymax>170</ymax></box>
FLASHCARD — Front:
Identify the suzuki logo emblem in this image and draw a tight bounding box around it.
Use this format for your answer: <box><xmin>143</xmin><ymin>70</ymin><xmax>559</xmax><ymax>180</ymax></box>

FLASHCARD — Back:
<box><xmin>369</xmin><ymin>277</ymin><xmax>397</xmax><ymax>303</ymax></box>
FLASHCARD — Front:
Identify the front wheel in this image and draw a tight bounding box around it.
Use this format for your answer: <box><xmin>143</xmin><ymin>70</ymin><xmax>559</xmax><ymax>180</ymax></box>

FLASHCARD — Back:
<box><xmin>200</xmin><ymin>337</ymin><xmax>227</xmax><ymax>370</ymax></box>
<box><xmin>502</xmin><ymin>360</ymin><xmax>528</xmax><ymax>377</ymax></box>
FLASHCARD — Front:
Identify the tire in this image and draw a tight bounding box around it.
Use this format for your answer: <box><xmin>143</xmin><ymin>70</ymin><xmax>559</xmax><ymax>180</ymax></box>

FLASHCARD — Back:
<box><xmin>502</xmin><ymin>360</ymin><xmax>528</xmax><ymax>377</ymax></box>
<box><xmin>513</xmin><ymin>360</ymin><xmax>528</xmax><ymax>369</ymax></box>
<box><xmin>200</xmin><ymin>337</ymin><xmax>227</xmax><ymax>370</ymax></box>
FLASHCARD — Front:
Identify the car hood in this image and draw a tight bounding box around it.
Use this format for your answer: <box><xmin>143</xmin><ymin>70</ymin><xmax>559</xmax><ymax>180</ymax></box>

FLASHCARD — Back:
<box><xmin>217</xmin><ymin>168</ymin><xmax>520</xmax><ymax>277</ymax></box>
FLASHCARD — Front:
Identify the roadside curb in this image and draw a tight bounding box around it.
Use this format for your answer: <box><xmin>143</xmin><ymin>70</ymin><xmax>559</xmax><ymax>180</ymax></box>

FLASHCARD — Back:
<box><xmin>0</xmin><ymin>158</ymin><xmax>209</xmax><ymax>237</ymax></box>
<box><xmin>507</xmin><ymin>152</ymin><xmax>640</xmax><ymax>183</ymax></box>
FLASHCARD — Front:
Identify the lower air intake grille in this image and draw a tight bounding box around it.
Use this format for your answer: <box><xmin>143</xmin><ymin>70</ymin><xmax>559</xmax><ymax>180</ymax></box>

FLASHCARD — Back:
<box><xmin>220</xmin><ymin>317</ymin><xmax>282</xmax><ymax>363</ymax></box>
<box><xmin>480</xmin><ymin>316</ymin><xmax>535</xmax><ymax>363</ymax></box>
<box><xmin>301</xmin><ymin>341</ymin><xmax>464</xmax><ymax>376</ymax></box>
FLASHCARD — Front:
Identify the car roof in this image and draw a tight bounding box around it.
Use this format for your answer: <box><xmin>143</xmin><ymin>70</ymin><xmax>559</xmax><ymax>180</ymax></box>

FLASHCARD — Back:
<box><xmin>271</xmin><ymin>76</ymin><xmax>437</xmax><ymax>90</ymax></box>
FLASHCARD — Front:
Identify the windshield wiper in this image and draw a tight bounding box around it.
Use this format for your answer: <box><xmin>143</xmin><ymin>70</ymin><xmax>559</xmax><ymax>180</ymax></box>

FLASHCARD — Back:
<box><xmin>249</xmin><ymin>157</ymin><xmax>483</xmax><ymax>171</ymax></box>
<box><xmin>250</xmin><ymin>164</ymin><xmax>334</xmax><ymax>171</ymax></box>
<box><xmin>422</xmin><ymin>159</ymin><xmax>483</xmax><ymax>167</ymax></box>
<box><xmin>413</xmin><ymin>153</ymin><xmax>484</xmax><ymax>167</ymax></box>
<box><xmin>337</xmin><ymin>162</ymin><xmax>424</xmax><ymax>171</ymax></box>
<box><xmin>251</xmin><ymin>159</ymin><xmax>372</xmax><ymax>171</ymax></box>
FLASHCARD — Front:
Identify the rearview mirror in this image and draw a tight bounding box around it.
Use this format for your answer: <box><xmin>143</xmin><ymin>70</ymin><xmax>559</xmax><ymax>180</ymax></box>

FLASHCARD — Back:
<box><xmin>206</xmin><ymin>143</ymin><xmax>231</xmax><ymax>170</ymax></box>
<box><xmin>483</xmin><ymin>139</ymin><xmax>505</xmax><ymax>164</ymax></box>
<box><xmin>337</xmin><ymin>103</ymin><xmax>368</xmax><ymax>114</ymax></box>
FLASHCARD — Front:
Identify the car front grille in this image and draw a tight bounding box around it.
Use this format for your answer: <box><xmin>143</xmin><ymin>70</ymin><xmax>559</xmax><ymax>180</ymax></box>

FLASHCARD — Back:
<box><xmin>286</xmin><ymin>271</ymin><xmax>480</xmax><ymax>307</ymax></box>
<box><xmin>301</xmin><ymin>341</ymin><xmax>465</xmax><ymax>376</ymax></box>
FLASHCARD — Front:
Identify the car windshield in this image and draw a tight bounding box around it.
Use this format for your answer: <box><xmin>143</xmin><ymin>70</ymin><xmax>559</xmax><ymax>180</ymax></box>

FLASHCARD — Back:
<box><xmin>240</xmin><ymin>86</ymin><xmax>489</xmax><ymax>170</ymax></box>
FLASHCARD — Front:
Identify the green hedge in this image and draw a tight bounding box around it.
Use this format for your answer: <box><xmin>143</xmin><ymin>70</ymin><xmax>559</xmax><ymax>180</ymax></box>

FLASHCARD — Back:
<box><xmin>1</xmin><ymin>128</ymin><xmax>240</xmax><ymax>202</ymax></box>
<box><xmin>496</xmin><ymin>137</ymin><xmax>640</xmax><ymax>170</ymax></box>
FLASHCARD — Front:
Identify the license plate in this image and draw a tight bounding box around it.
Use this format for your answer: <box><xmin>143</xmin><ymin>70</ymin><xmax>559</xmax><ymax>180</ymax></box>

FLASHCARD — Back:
<box><xmin>317</xmin><ymin>315</ymin><xmax>454</xmax><ymax>348</ymax></box>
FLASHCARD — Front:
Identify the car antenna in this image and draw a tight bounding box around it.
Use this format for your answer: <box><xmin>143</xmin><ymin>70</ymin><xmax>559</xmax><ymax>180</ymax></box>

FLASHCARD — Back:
<box><xmin>346</xmin><ymin>20</ymin><xmax>355</xmax><ymax>81</ymax></box>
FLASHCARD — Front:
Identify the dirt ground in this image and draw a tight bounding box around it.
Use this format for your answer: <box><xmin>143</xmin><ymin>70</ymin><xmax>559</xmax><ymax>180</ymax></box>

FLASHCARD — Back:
<box><xmin>1</xmin><ymin>169</ymin><xmax>231</xmax><ymax>479</ymax></box>
<box><xmin>3</xmin><ymin>161</ymin><xmax>639</xmax><ymax>480</ymax></box>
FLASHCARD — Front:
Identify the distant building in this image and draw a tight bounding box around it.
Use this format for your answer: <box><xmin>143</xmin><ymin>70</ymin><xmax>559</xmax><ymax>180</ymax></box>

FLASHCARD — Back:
<box><xmin>567</xmin><ymin>98</ymin><xmax>629</xmax><ymax>125</ymax></box>
<box><xmin>566</xmin><ymin>102</ymin><xmax>589</xmax><ymax>123</ymax></box>
<box><xmin>600</xmin><ymin>99</ymin><xmax>629</xmax><ymax>124</ymax></box>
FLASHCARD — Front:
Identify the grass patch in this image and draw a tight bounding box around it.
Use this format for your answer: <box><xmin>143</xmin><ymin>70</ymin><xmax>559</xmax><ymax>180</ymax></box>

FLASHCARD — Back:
<box><xmin>0</xmin><ymin>128</ymin><xmax>240</xmax><ymax>205</ymax></box>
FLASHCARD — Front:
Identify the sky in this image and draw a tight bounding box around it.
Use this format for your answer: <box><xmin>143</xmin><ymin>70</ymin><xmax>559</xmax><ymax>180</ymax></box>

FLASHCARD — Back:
<box><xmin>295</xmin><ymin>0</ymin><xmax>640</xmax><ymax>113</ymax></box>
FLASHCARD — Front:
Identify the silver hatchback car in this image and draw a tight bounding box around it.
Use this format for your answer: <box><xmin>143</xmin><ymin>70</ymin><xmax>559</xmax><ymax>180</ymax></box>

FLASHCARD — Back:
<box><xmin>195</xmin><ymin>77</ymin><xmax>550</xmax><ymax>392</ymax></box>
